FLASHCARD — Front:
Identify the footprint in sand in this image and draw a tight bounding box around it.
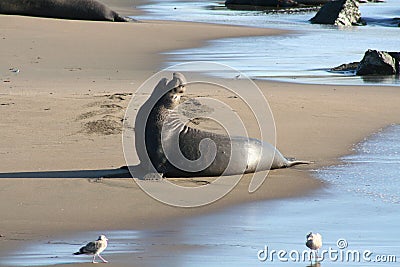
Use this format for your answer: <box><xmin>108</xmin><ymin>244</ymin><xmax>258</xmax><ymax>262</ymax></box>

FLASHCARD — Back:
<box><xmin>77</xmin><ymin>93</ymin><xmax>132</xmax><ymax>135</ymax></box>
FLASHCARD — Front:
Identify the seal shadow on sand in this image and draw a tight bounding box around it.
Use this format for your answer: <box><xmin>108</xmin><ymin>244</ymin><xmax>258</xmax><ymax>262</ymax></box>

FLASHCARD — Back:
<box><xmin>0</xmin><ymin>165</ymin><xmax>135</xmax><ymax>179</ymax></box>
<box><xmin>0</xmin><ymin>165</ymin><xmax>214</xmax><ymax>187</ymax></box>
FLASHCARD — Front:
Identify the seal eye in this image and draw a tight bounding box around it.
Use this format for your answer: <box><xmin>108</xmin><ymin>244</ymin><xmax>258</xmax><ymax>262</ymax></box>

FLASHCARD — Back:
<box><xmin>172</xmin><ymin>86</ymin><xmax>185</xmax><ymax>94</ymax></box>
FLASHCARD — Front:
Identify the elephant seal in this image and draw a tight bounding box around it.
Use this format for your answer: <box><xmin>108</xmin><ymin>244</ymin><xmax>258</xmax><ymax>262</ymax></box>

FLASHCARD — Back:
<box><xmin>0</xmin><ymin>0</ymin><xmax>130</xmax><ymax>22</ymax></box>
<box><xmin>135</xmin><ymin>72</ymin><xmax>311</xmax><ymax>177</ymax></box>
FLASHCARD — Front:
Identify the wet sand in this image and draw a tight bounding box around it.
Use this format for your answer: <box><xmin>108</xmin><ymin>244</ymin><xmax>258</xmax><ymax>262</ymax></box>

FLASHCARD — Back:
<box><xmin>1</xmin><ymin>1</ymin><xmax>400</xmax><ymax>266</ymax></box>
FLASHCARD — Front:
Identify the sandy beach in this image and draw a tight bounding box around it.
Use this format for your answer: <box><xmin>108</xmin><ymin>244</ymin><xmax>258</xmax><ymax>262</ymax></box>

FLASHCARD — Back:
<box><xmin>1</xmin><ymin>1</ymin><xmax>400</xmax><ymax>266</ymax></box>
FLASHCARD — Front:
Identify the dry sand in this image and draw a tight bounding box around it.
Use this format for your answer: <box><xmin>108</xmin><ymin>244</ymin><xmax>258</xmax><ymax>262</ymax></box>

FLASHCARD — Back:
<box><xmin>1</xmin><ymin>3</ymin><xmax>400</xmax><ymax>267</ymax></box>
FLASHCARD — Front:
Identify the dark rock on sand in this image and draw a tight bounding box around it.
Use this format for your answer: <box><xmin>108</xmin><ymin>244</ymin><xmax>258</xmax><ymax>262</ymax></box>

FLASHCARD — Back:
<box><xmin>331</xmin><ymin>62</ymin><xmax>359</xmax><ymax>72</ymax></box>
<box><xmin>331</xmin><ymin>50</ymin><xmax>400</xmax><ymax>76</ymax></box>
<box><xmin>394</xmin><ymin>18</ymin><xmax>400</xmax><ymax>27</ymax></box>
<box><xmin>298</xmin><ymin>0</ymin><xmax>331</xmax><ymax>4</ymax></box>
<box><xmin>225</xmin><ymin>0</ymin><xmax>298</xmax><ymax>8</ymax></box>
<box><xmin>225</xmin><ymin>0</ymin><xmax>330</xmax><ymax>9</ymax></box>
<box><xmin>0</xmin><ymin>0</ymin><xmax>131</xmax><ymax>22</ymax></box>
<box><xmin>362</xmin><ymin>17</ymin><xmax>400</xmax><ymax>27</ymax></box>
<box><xmin>310</xmin><ymin>0</ymin><xmax>364</xmax><ymax>26</ymax></box>
<box><xmin>356</xmin><ymin>50</ymin><xmax>399</xmax><ymax>76</ymax></box>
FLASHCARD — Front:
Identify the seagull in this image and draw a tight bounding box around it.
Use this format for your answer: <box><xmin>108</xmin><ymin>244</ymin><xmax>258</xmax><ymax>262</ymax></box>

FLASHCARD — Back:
<box><xmin>306</xmin><ymin>232</ymin><xmax>322</xmax><ymax>262</ymax></box>
<box><xmin>74</xmin><ymin>235</ymin><xmax>109</xmax><ymax>263</ymax></box>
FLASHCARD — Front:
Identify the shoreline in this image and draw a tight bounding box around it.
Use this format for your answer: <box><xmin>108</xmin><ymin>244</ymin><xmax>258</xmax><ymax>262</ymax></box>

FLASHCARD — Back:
<box><xmin>1</xmin><ymin>3</ymin><xmax>400</xmax><ymax>266</ymax></box>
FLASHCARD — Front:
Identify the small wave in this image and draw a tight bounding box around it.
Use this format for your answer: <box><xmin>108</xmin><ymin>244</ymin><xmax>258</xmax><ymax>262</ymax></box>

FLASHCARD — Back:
<box><xmin>319</xmin><ymin>125</ymin><xmax>400</xmax><ymax>205</ymax></box>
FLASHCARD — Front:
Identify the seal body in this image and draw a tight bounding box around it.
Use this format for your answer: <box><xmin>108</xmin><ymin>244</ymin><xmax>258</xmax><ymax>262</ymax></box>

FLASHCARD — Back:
<box><xmin>136</xmin><ymin>73</ymin><xmax>310</xmax><ymax>177</ymax></box>
<box><xmin>0</xmin><ymin>0</ymin><xmax>129</xmax><ymax>22</ymax></box>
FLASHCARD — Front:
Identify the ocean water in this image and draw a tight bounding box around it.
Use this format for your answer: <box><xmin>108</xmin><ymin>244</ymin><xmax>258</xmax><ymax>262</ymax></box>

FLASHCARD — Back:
<box><xmin>3</xmin><ymin>125</ymin><xmax>399</xmax><ymax>266</ymax></box>
<box><xmin>137</xmin><ymin>0</ymin><xmax>400</xmax><ymax>85</ymax></box>
<box><xmin>319</xmin><ymin>124</ymin><xmax>400</xmax><ymax>205</ymax></box>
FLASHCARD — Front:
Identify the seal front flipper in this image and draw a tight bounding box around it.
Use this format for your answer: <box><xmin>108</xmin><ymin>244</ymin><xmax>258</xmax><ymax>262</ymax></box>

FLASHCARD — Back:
<box><xmin>284</xmin><ymin>159</ymin><xmax>313</xmax><ymax>168</ymax></box>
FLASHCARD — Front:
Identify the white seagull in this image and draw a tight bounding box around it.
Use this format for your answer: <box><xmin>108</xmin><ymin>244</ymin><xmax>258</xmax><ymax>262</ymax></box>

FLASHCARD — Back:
<box><xmin>74</xmin><ymin>235</ymin><xmax>109</xmax><ymax>263</ymax></box>
<box><xmin>306</xmin><ymin>232</ymin><xmax>322</xmax><ymax>262</ymax></box>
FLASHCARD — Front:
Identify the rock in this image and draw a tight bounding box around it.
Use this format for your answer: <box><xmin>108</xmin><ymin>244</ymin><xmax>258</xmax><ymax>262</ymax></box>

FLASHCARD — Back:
<box><xmin>225</xmin><ymin>0</ymin><xmax>330</xmax><ymax>9</ymax></box>
<box><xmin>331</xmin><ymin>62</ymin><xmax>359</xmax><ymax>72</ymax></box>
<box><xmin>310</xmin><ymin>0</ymin><xmax>364</xmax><ymax>26</ymax></box>
<box><xmin>225</xmin><ymin>0</ymin><xmax>299</xmax><ymax>8</ymax></box>
<box><xmin>331</xmin><ymin>50</ymin><xmax>400</xmax><ymax>76</ymax></box>
<box><xmin>388</xmin><ymin>52</ymin><xmax>400</xmax><ymax>61</ymax></box>
<box><xmin>263</xmin><ymin>6</ymin><xmax>321</xmax><ymax>14</ymax></box>
<box><xmin>362</xmin><ymin>17</ymin><xmax>400</xmax><ymax>27</ymax></box>
<box><xmin>297</xmin><ymin>0</ymin><xmax>331</xmax><ymax>5</ymax></box>
<box><xmin>356</xmin><ymin>50</ymin><xmax>399</xmax><ymax>75</ymax></box>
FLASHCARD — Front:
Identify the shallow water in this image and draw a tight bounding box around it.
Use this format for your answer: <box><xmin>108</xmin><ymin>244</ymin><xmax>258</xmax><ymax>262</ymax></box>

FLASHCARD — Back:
<box><xmin>320</xmin><ymin>124</ymin><xmax>400</xmax><ymax>205</ymax></box>
<box><xmin>137</xmin><ymin>0</ymin><xmax>400</xmax><ymax>86</ymax></box>
<box><xmin>3</xmin><ymin>125</ymin><xmax>400</xmax><ymax>266</ymax></box>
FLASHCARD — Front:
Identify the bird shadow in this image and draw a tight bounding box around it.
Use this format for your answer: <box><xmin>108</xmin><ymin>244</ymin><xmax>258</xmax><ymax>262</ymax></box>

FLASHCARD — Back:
<box><xmin>0</xmin><ymin>165</ymin><xmax>142</xmax><ymax>178</ymax></box>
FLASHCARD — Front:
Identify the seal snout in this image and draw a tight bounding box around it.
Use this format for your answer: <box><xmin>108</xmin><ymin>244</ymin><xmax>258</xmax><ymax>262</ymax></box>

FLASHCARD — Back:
<box><xmin>169</xmin><ymin>73</ymin><xmax>186</xmax><ymax>103</ymax></box>
<box><xmin>175</xmin><ymin>85</ymin><xmax>185</xmax><ymax>94</ymax></box>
